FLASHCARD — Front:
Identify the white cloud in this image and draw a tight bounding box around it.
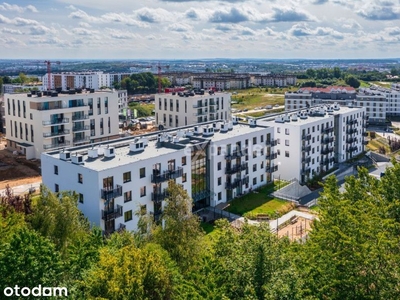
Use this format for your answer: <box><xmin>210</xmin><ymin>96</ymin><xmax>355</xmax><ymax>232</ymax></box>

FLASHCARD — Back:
<box><xmin>1</xmin><ymin>27</ymin><xmax>23</xmax><ymax>34</ymax></box>
<box><xmin>0</xmin><ymin>2</ymin><xmax>38</xmax><ymax>13</ymax></box>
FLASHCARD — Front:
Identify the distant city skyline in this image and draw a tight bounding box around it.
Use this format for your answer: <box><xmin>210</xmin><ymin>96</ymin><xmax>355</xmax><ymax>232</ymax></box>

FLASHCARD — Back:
<box><xmin>0</xmin><ymin>0</ymin><xmax>400</xmax><ymax>59</ymax></box>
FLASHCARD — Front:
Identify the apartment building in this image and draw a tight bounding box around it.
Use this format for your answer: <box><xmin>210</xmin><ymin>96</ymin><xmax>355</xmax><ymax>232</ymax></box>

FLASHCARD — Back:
<box><xmin>4</xmin><ymin>89</ymin><xmax>119</xmax><ymax>159</ymax></box>
<box><xmin>252</xmin><ymin>74</ymin><xmax>297</xmax><ymax>87</ymax></box>
<box><xmin>42</xmin><ymin>72</ymin><xmax>131</xmax><ymax>91</ymax></box>
<box><xmin>192</xmin><ymin>74</ymin><xmax>251</xmax><ymax>90</ymax></box>
<box><xmin>155</xmin><ymin>91</ymin><xmax>231</xmax><ymax>128</ymax></box>
<box><xmin>41</xmin><ymin>120</ymin><xmax>276</xmax><ymax>233</ymax></box>
<box><xmin>117</xmin><ymin>90</ymin><xmax>128</xmax><ymax>111</ymax></box>
<box><xmin>261</xmin><ymin>103</ymin><xmax>366</xmax><ymax>183</ymax></box>
<box><xmin>355</xmin><ymin>88</ymin><xmax>387</xmax><ymax>124</ymax></box>
<box><xmin>285</xmin><ymin>86</ymin><xmax>356</xmax><ymax>111</ymax></box>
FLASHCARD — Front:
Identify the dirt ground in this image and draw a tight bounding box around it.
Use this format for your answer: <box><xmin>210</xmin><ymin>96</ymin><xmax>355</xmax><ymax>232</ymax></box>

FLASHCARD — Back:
<box><xmin>277</xmin><ymin>217</ymin><xmax>313</xmax><ymax>241</ymax></box>
<box><xmin>0</xmin><ymin>137</ymin><xmax>42</xmax><ymax>190</ymax></box>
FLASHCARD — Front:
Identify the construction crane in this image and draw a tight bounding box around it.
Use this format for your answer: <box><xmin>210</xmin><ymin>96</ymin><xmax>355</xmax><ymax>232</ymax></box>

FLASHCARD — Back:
<box><xmin>131</xmin><ymin>63</ymin><xmax>170</xmax><ymax>93</ymax></box>
<box><xmin>44</xmin><ymin>60</ymin><xmax>61</xmax><ymax>90</ymax></box>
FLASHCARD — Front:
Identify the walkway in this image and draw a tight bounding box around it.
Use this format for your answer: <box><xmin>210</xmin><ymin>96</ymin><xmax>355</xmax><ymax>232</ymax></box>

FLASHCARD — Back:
<box><xmin>0</xmin><ymin>181</ymin><xmax>41</xmax><ymax>196</ymax></box>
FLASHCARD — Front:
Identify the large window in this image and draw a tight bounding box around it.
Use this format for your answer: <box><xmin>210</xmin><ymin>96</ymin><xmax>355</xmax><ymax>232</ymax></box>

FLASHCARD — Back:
<box><xmin>140</xmin><ymin>186</ymin><xmax>146</xmax><ymax>197</ymax></box>
<box><xmin>124</xmin><ymin>191</ymin><xmax>132</xmax><ymax>202</ymax></box>
<box><xmin>139</xmin><ymin>167</ymin><xmax>145</xmax><ymax>178</ymax></box>
<box><xmin>78</xmin><ymin>173</ymin><xmax>83</xmax><ymax>184</ymax></box>
<box><xmin>54</xmin><ymin>165</ymin><xmax>58</xmax><ymax>175</ymax></box>
<box><xmin>123</xmin><ymin>171</ymin><xmax>131</xmax><ymax>183</ymax></box>
<box><xmin>124</xmin><ymin>210</ymin><xmax>132</xmax><ymax>222</ymax></box>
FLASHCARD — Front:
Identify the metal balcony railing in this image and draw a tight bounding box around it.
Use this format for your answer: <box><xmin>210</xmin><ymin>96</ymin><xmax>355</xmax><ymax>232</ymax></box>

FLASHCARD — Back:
<box><xmin>43</xmin><ymin>130</ymin><xmax>70</xmax><ymax>138</ymax></box>
<box><xmin>225</xmin><ymin>163</ymin><xmax>248</xmax><ymax>175</ymax></box>
<box><xmin>321</xmin><ymin>127</ymin><xmax>334</xmax><ymax>134</ymax></box>
<box><xmin>101</xmin><ymin>185</ymin><xmax>123</xmax><ymax>201</ymax></box>
<box><xmin>266</xmin><ymin>152</ymin><xmax>277</xmax><ymax>160</ymax></box>
<box><xmin>321</xmin><ymin>137</ymin><xmax>334</xmax><ymax>144</ymax></box>
<box><xmin>101</xmin><ymin>205</ymin><xmax>123</xmax><ymax>221</ymax></box>
<box><xmin>72</xmin><ymin>114</ymin><xmax>89</xmax><ymax>121</ymax></box>
<box><xmin>321</xmin><ymin>147</ymin><xmax>334</xmax><ymax>155</ymax></box>
<box><xmin>302</xmin><ymin>145</ymin><xmax>311</xmax><ymax>152</ymax></box>
<box><xmin>151</xmin><ymin>167</ymin><xmax>183</xmax><ymax>183</ymax></box>
<box><xmin>302</xmin><ymin>156</ymin><xmax>311</xmax><ymax>164</ymax></box>
<box><xmin>42</xmin><ymin>118</ymin><xmax>69</xmax><ymax>126</ymax></box>
<box><xmin>151</xmin><ymin>190</ymin><xmax>169</xmax><ymax>203</ymax></box>
<box><xmin>302</xmin><ymin>134</ymin><xmax>312</xmax><ymax>141</ymax></box>
<box><xmin>43</xmin><ymin>140</ymin><xmax>71</xmax><ymax>150</ymax></box>
<box><xmin>301</xmin><ymin>167</ymin><xmax>311</xmax><ymax>175</ymax></box>
<box><xmin>346</xmin><ymin>137</ymin><xmax>357</xmax><ymax>144</ymax></box>
<box><xmin>347</xmin><ymin>128</ymin><xmax>357</xmax><ymax>134</ymax></box>
<box><xmin>225</xmin><ymin>176</ymin><xmax>249</xmax><ymax>189</ymax></box>
<box><xmin>347</xmin><ymin>146</ymin><xmax>358</xmax><ymax>152</ymax></box>
<box><xmin>346</xmin><ymin>119</ymin><xmax>358</xmax><ymax>125</ymax></box>
<box><xmin>72</xmin><ymin>125</ymin><xmax>90</xmax><ymax>132</ymax></box>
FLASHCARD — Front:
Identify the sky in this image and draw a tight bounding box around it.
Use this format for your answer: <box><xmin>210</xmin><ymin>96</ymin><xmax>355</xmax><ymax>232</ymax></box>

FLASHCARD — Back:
<box><xmin>0</xmin><ymin>0</ymin><xmax>399</xmax><ymax>59</ymax></box>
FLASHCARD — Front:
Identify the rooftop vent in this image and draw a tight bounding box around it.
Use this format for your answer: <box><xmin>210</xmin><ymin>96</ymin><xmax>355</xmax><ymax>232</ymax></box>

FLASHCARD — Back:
<box><xmin>284</xmin><ymin>113</ymin><xmax>290</xmax><ymax>122</ymax></box>
<box><xmin>232</xmin><ymin>116</ymin><xmax>239</xmax><ymax>125</ymax></box>
<box><xmin>130</xmin><ymin>141</ymin><xmax>144</xmax><ymax>152</ymax></box>
<box><xmin>213</xmin><ymin>122</ymin><xmax>221</xmax><ymax>131</ymax></box>
<box><xmin>71</xmin><ymin>154</ymin><xmax>84</xmax><ymax>165</ymax></box>
<box><xmin>194</xmin><ymin>126</ymin><xmax>200</xmax><ymax>135</ymax></box>
<box><xmin>299</xmin><ymin>111</ymin><xmax>308</xmax><ymax>119</ymax></box>
<box><xmin>227</xmin><ymin>121</ymin><xmax>233</xmax><ymax>130</ymax></box>
<box><xmin>88</xmin><ymin>147</ymin><xmax>98</xmax><ymax>159</ymax></box>
<box><xmin>203</xmin><ymin>126</ymin><xmax>214</xmax><ymax>137</ymax></box>
<box><xmin>275</xmin><ymin>116</ymin><xmax>285</xmax><ymax>123</ymax></box>
<box><xmin>333</xmin><ymin>102</ymin><xmax>340</xmax><ymax>110</ymax></box>
<box><xmin>220</xmin><ymin>122</ymin><xmax>228</xmax><ymax>133</ymax></box>
<box><xmin>248</xmin><ymin>118</ymin><xmax>257</xmax><ymax>127</ymax></box>
<box><xmin>60</xmin><ymin>151</ymin><xmax>71</xmax><ymax>161</ymax></box>
<box><xmin>104</xmin><ymin>147</ymin><xmax>115</xmax><ymax>158</ymax></box>
<box><xmin>291</xmin><ymin>114</ymin><xmax>298</xmax><ymax>121</ymax></box>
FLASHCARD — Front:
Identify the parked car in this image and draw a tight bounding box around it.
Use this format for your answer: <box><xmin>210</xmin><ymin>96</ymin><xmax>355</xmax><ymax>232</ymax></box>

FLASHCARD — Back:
<box><xmin>274</xmin><ymin>104</ymin><xmax>280</xmax><ymax>107</ymax></box>
<box><xmin>265</xmin><ymin>105</ymin><xmax>272</xmax><ymax>109</ymax></box>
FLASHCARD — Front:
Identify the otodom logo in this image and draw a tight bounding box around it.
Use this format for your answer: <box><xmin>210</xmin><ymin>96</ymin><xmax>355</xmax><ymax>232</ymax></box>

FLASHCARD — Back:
<box><xmin>3</xmin><ymin>285</ymin><xmax>68</xmax><ymax>297</ymax></box>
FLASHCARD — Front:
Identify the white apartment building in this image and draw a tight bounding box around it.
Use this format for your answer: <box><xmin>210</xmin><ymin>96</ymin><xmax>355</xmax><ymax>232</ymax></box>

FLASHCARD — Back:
<box><xmin>355</xmin><ymin>88</ymin><xmax>387</xmax><ymax>124</ymax></box>
<box><xmin>155</xmin><ymin>91</ymin><xmax>231</xmax><ymax>128</ymax></box>
<box><xmin>42</xmin><ymin>72</ymin><xmax>131</xmax><ymax>91</ymax></box>
<box><xmin>41</xmin><ymin>120</ymin><xmax>276</xmax><ymax>233</ymax></box>
<box><xmin>261</xmin><ymin>104</ymin><xmax>366</xmax><ymax>183</ymax></box>
<box><xmin>4</xmin><ymin>89</ymin><xmax>120</xmax><ymax>159</ymax></box>
<box><xmin>117</xmin><ymin>90</ymin><xmax>128</xmax><ymax>111</ymax></box>
<box><xmin>285</xmin><ymin>86</ymin><xmax>356</xmax><ymax>111</ymax></box>
<box><xmin>252</xmin><ymin>74</ymin><xmax>297</xmax><ymax>87</ymax></box>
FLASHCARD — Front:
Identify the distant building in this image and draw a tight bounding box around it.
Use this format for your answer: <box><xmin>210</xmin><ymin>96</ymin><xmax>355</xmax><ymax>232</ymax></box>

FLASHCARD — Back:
<box><xmin>4</xmin><ymin>89</ymin><xmax>120</xmax><ymax>159</ymax></box>
<box><xmin>252</xmin><ymin>74</ymin><xmax>297</xmax><ymax>87</ymax></box>
<box><xmin>355</xmin><ymin>88</ymin><xmax>387</xmax><ymax>124</ymax></box>
<box><xmin>155</xmin><ymin>90</ymin><xmax>231</xmax><ymax>129</ymax></box>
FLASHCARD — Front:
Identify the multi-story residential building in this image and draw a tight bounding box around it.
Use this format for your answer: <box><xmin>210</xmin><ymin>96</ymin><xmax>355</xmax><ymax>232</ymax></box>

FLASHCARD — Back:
<box><xmin>192</xmin><ymin>74</ymin><xmax>251</xmax><ymax>90</ymax></box>
<box><xmin>42</xmin><ymin>72</ymin><xmax>131</xmax><ymax>91</ymax></box>
<box><xmin>261</xmin><ymin>103</ymin><xmax>366</xmax><ymax>183</ymax></box>
<box><xmin>4</xmin><ymin>89</ymin><xmax>120</xmax><ymax>159</ymax></box>
<box><xmin>41</xmin><ymin>120</ymin><xmax>276</xmax><ymax>233</ymax></box>
<box><xmin>2</xmin><ymin>84</ymin><xmax>45</xmax><ymax>94</ymax></box>
<box><xmin>163</xmin><ymin>72</ymin><xmax>192</xmax><ymax>86</ymax></box>
<box><xmin>252</xmin><ymin>74</ymin><xmax>297</xmax><ymax>87</ymax></box>
<box><xmin>155</xmin><ymin>91</ymin><xmax>231</xmax><ymax>128</ymax></box>
<box><xmin>285</xmin><ymin>86</ymin><xmax>356</xmax><ymax>110</ymax></box>
<box><xmin>117</xmin><ymin>90</ymin><xmax>129</xmax><ymax>111</ymax></box>
<box><xmin>355</xmin><ymin>88</ymin><xmax>387</xmax><ymax>124</ymax></box>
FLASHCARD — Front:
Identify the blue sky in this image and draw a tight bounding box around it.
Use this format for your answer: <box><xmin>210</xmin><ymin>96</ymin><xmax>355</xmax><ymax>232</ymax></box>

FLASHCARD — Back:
<box><xmin>0</xmin><ymin>0</ymin><xmax>399</xmax><ymax>59</ymax></box>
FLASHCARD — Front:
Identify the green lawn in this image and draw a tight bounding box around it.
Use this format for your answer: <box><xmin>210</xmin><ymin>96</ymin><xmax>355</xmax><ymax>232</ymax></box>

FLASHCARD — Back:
<box><xmin>200</xmin><ymin>222</ymin><xmax>215</xmax><ymax>234</ymax></box>
<box><xmin>231</xmin><ymin>87</ymin><xmax>290</xmax><ymax>110</ymax></box>
<box><xmin>224</xmin><ymin>182</ymin><xmax>294</xmax><ymax>219</ymax></box>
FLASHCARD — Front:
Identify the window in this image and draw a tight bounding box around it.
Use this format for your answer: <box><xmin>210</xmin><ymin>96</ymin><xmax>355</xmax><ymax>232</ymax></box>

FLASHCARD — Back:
<box><xmin>285</xmin><ymin>128</ymin><xmax>290</xmax><ymax>135</ymax></box>
<box><xmin>79</xmin><ymin>193</ymin><xmax>84</xmax><ymax>203</ymax></box>
<box><xmin>124</xmin><ymin>210</ymin><xmax>133</xmax><ymax>222</ymax></box>
<box><xmin>277</xmin><ymin>127</ymin><xmax>281</xmax><ymax>133</ymax></box>
<box><xmin>217</xmin><ymin>162</ymin><xmax>221</xmax><ymax>171</ymax></box>
<box><xmin>261</xmin><ymin>161</ymin><xmax>264</xmax><ymax>169</ymax></box>
<box><xmin>78</xmin><ymin>173</ymin><xmax>83</xmax><ymax>184</ymax></box>
<box><xmin>261</xmin><ymin>174</ymin><xmax>264</xmax><ymax>182</ymax></box>
<box><xmin>253</xmin><ymin>164</ymin><xmax>257</xmax><ymax>172</ymax></box>
<box><xmin>277</xmin><ymin>149</ymin><xmax>281</xmax><ymax>155</ymax></box>
<box><xmin>218</xmin><ymin>177</ymin><xmax>221</xmax><ymax>186</ymax></box>
<box><xmin>245</xmin><ymin>139</ymin><xmax>248</xmax><ymax>146</ymax></box>
<box><xmin>182</xmin><ymin>173</ymin><xmax>187</xmax><ymax>183</ymax></box>
<box><xmin>253</xmin><ymin>151</ymin><xmax>257</xmax><ymax>159</ymax></box>
<box><xmin>54</xmin><ymin>165</ymin><xmax>58</xmax><ymax>175</ymax></box>
<box><xmin>217</xmin><ymin>147</ymin><xmax>221</xmax><ymax>155</ymax></box>
<box><xmin>182</xmin><ymin>156</ymin><xmax>186</xmax><ymax>166</ymax></box>
<box><xmin>277</xmin><ymin>138</ymin><xmax>280</xmax><ymax>144</ymax></box>
<box><xmin>218</xmin><ymin>192</ymin><xmax>222</xmax><ymax>201</ymax></box>
<box><xmin>140</xmin><ymin>186</ymin><xmax>146</xmax><ymax>197</ymax></box>
<box><xmin>123</xmin><ymin>171</ymin><xmax>131</xmax><ymax>183</ymax></box>
<box><xmin>124</xmin><ymin>191</ymin><xmax>132</xmax><ymax>202</ymax></box>
<box><xmin>253</xmin><ymin>177</ymin><xmax>257</xmax><ymax>185</ymax></box>
<box><xmin>285</xmin><ymin>140</ymin><xmax>289</xmax><ymax>146</ymax></box>
<box><xmin>261</xmin><ymin>135</ymin><xmax>264</xmax><ymax>143</ymax></box>
<box><xmin>55</xmin><ymin>184</ymin><xmax>59</xmax><ymax>193</ymax></box>
<box><xmin>285</xmin><ymin>151</ymin><xmax>290</xmax><ymax>157</ymax></box>
<box><xmin>253</xmin><ymin>137</ymin><xmax>257</xmax><ymax>144</ymax></box>
<box><xmin>140</xmin><ymin>167</ymin><xmax>145</xmax><ymax>178</ymax></box>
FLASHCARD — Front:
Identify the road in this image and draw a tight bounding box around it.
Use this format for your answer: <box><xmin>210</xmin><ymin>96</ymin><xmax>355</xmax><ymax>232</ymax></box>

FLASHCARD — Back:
<box><xmin>0</xmin><ymin>181</ymin><xmax>41</xmax><ymax>196</ymax></box>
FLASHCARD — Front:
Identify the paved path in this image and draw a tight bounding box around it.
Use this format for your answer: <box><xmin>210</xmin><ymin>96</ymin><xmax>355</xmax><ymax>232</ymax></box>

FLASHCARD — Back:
<box><xmin>0</xmin><ymin>181</ymin><xmax>41</xmax><ymax>196</ymax></box>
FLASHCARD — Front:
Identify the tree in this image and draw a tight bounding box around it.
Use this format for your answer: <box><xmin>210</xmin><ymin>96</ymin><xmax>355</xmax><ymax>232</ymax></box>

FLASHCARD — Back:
<box><xmin>333</xmin><ymin>67</ymin><xmax>342</xmax><ymax>79</ymax></box>
<box><xmin>345</xmin><ymin>75</ymin><xmax>361</xmax><ymax>88</ymax></box>
<box><xmin>2</xmin><ymin>76</ymin><xmax>11</xmax><ymax>84</ymax></box>
<box><xmin>306</xmin><ymin>69</ymin><xmax>316</xmax><ymax>79</ymax></box>
<box><xmin>0</xmin><ymin>184</ymin><xmax>32</xmax><ymax>215</ymax></box>
<box><xmin>0</xmin><ymin>228</ymin><xmax>62</xmax><ymax>295</ymax></box>
<box><xmin>19</xmin><ymin>73</ymin><xmax>28</xmax><ymax>85</ymax></box>
<box><xmin>153</xmin><ymin>181</ymin><xmax>205</xmax><ymax>272</ymax></box>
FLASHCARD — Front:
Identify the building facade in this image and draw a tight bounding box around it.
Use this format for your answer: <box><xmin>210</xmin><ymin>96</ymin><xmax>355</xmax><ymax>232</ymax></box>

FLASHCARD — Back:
<box><xmin>41</xmin><ymin>120</ymin><xmax>276</xmax><ymax>233</ymax></box>
<box><xmin>5</xmin><ymin>89</ymin><xmax>120</xmax><ymax>159</ymax></box>
<box><xmin>155</xmin><ymin>91</ymin><xmax>231</xmax><ymax>128</ymax></box>
<box><xmin>261</xmin><ymin>104</ymin><xmax>366</xmax><ymax>183</ymax></box>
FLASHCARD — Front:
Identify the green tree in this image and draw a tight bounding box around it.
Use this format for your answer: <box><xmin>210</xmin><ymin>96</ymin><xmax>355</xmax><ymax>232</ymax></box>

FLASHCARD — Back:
<box><xmin>345</xmin><ymin>75</ymin><xmax>361</xmax><ymax>88</ymax></box>
<box><xmin>333</xmin><ymin>67</ymin><xmax>342</xmax><ymax>79</ymax></box>
<box><xmin>0</xmin><ymin>228</ymin><xmax>62</xmax><ymax>295</ymax></box>
<box><xmin>2</xmin><ymin>76</ymin><xmax>11</xmax><ymax>84</ymax></box>
<box><xmin>306</xmin><ymin>69</ymin><xmax>316</xmax><ymax>79</ymax></box>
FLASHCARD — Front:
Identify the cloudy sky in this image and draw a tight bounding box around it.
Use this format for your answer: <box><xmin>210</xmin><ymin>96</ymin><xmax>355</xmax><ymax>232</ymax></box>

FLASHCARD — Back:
<box><xmin>0</xmin><ymin>0</ymin><xmax>399</xmax><ymax>59</ymax></box>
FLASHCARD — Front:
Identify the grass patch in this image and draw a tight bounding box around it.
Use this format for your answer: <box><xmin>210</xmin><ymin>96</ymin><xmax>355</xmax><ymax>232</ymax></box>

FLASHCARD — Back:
<box><xmin>201</xmin><ymin>222</ymin><xmax>215</xmax><ymax>234</ymax></box>
<box><xmin>224</xmin><ymin>181</ymin><xmax>293</xmax><ymax>219</ymax></box>
<box><xmin>368</xmin><ymin>137</ymin><xmax>390</xmax><ymax>153</ymax></box>
<box><xmin>309</xmin><ymin>205</ymin><xmax>320</xmax><ymax>213</ymax></box>
<box><xmin>231</xmin><ymin>87</ymin><xmax>289</xmax><ymax>110</ymax></box>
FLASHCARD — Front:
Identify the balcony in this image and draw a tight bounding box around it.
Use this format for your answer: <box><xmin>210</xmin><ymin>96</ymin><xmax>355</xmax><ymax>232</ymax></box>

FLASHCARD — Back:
<box><xmin>302</xmin><ymin>145</ymin><xmax>311</xmax><ymax>152</ymax></box>
<box><xmin>42</xmin><ymin>118</ymin><xmax>69</xmax><ymax>126</ymax></box>
<box><xmin>225</xmin><ymin>150</ymin><xmax>246</xmax><ymax>160</ymax></box>
<box><xmin>151</xmin><ymin>167</ymin><xmax>183</xmax><ymax>183</ymax></box>
<box><xmin>151</xmin><ymin>189</ymin><xmax>169</xmax><ymax>203</ymax></box>
<box><xmin>73</xmin><ymin>136</ymin><xmax>90</xmax><ymax>144</ymax></box>
<box><xmin>302</xmin><ymin>156</ymin><xmax>311</xmax><ymax>164</ymax></box>
<box><xmin>72</xmin><ymin>114</ymin><xmax>89</xmax><ymax>121</ymax></box>
<box><xmin>266</xmin><ymin>152</ymin><xmax>277</xmax><ymax>160</ymax></box>
<box><xmin>362</xmin><ymin>132</ymin><xmax>368</xmax><ymax>137</ymax></box>
<box><xmin>225</xmin><ymin>176</ymin><xmax>249</xmax><ymax>189</ymax></box>
<box><xmin>346</xmin><ymin>137</ymin><xmax>357</xmax><ymax>144</ymax></box>
<box><xmin>320</xmin><ymin>159</ymin><xmax>329</xmax><ymax>166</ymax></box>
<box><xmin>362</xmin><ymin>140</ymin><xmax>369</xmax><ymax>145</ymax></box>
<box><xmin>209</xmin><ymin>101</ymin><xmax>217</xmax><ymax>106</ymax></box>
<box><xmin>72</xmin><ymin>125</ymin><xmax>90</xmax><ymax>132</ymax></box>
<box><xmin>102</xmin><ymin>205</ymin><xmax>123</xmax><ymax>222</ymax></box>
<box><xmin>321</xmin><ymin>147</ymin><xmax>334</xmax><ymax>155</ymax></box>
<box><xmin>346</xmin><ymin>119</ymin><xmax>358</xmax><ymax>125</ymax></box>
<box><xmin>43</xmin><ymin>129</ymin><xmax>70</xmax><ymax>138</ymax></box>
<box><xmin>301</xmin><ymin>167</ymin><xmax>311</xmax><ymax>175</ymax></box>
<box><xmin>346</xmin><ymin>128</ymin><xmax>357</xmax><ymax>134</ymax></box>
<box><xmin>43</xmin><ymin>140</ymin><xmax>71</xmax><ymax>150</ymax></box>
<box><xmin>193</xmin><ymin>102</ymin><xmax>204</xmax><ymax>108</ymax></box>
<box><xmin>101</xmin><ymin>185</ymin><xmax>123</xmax><ymax>201</ymax></box>
<box><xmin>321</xmin><ymin>137</ymin><xmax>334</xmax><ymax>144</ymax></box>
<box><xmin>321</xmin><ymin>127</ymin><xmax>334</xmax><ymax>134</ymax></box>
<box><xmin>302</xmin><ymin>134</ymin><xmax>312</xmax><ymax>141</ymax></box>
<box><xmin>329</xmin><ymin>157</ymin><xmax>335</xmax><ymax>163</ymax></box>
<box><xmin>36</xmin><ymin>102</ymin><xmax>88</xmax><ymax>111</ymax></box>
<box><xmin>347</xmin><ymin>146</ymin><xmax>358</xmax><ymax>152</ymax></box>
<box><xmin>225</xmin><ymin>163</ymin><xmax>248</xmax><ymax>175</ymax></box>
<box><xmin>271</xmin><ymin>165</ymin><xmax>278</xmax><ymax>173</ymax></box>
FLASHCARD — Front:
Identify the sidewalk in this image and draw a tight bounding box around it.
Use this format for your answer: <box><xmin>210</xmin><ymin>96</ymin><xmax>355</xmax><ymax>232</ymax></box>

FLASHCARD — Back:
<box><xmin>0</xmin><ymin>181</ymin><xmax>41</xmax><ymax>196</ymax></box>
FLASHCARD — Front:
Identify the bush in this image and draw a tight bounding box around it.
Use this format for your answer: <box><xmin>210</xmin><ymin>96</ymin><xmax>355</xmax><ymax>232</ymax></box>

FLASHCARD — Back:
<box><xmin>370</xmin><ymin>131</ymin><xmax>376</xmax><ymax>139</ymax></box>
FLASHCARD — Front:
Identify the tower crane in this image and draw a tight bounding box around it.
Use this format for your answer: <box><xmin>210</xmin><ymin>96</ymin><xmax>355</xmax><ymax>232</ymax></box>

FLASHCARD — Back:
<box><xmin>130</xmin><ymin>63</ymin><xmax>170</xmax><ymax>93</ymax></box>
<box><xmin>44</xmin><ymin>60</ymin><xmax>61</xmax><ymax>90</ymax></box>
